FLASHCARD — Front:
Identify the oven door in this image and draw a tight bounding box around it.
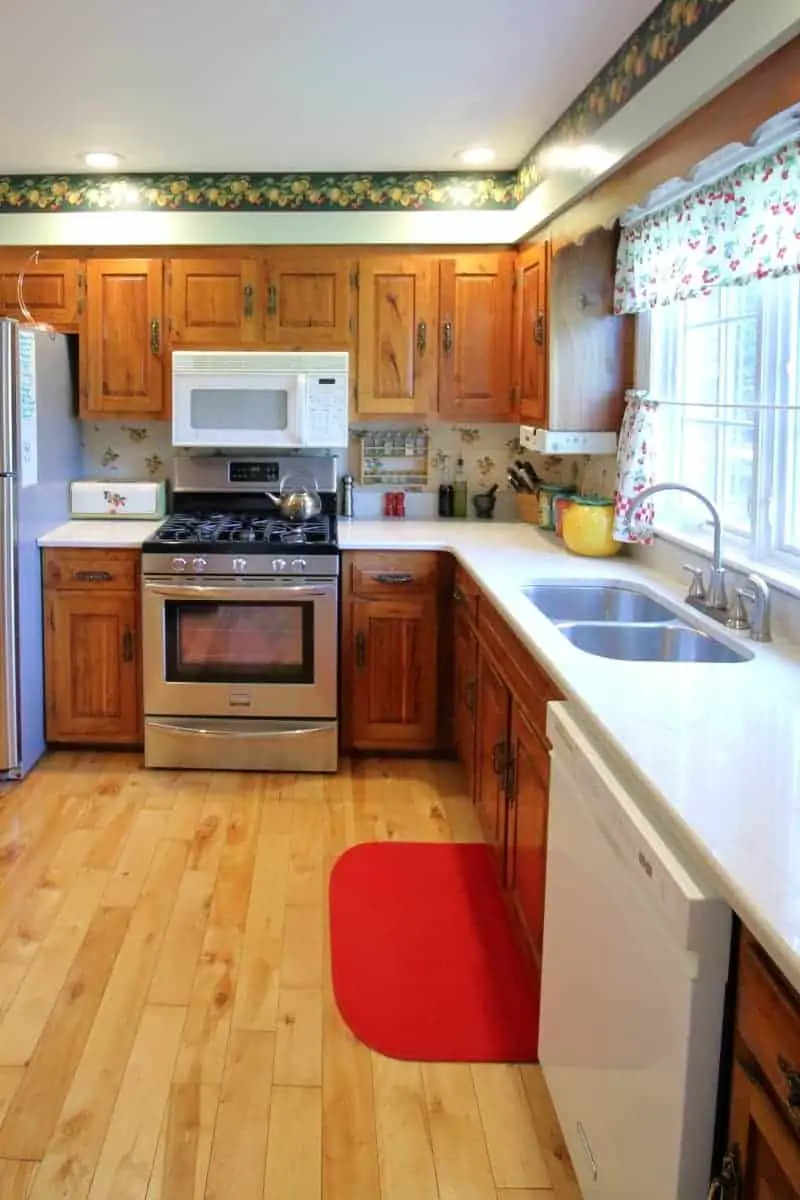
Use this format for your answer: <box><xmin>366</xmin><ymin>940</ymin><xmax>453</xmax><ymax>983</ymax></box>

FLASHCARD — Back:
<box><xmin>143</xmin><ymin>576</ymin><xmax>337</xmax><ymax>719</ymax></box>
<box><xmin>171</xmin><ymin>369</ymin><xmax>303</xmax><ymax>448</ymax></box>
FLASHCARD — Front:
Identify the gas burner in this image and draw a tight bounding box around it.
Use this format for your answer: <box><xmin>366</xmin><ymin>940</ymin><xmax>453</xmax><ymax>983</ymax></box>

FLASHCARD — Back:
<box><xmin>149</xmin><ymin>510</ymin><xmax>337</xmax><ymax>553</ymax></box>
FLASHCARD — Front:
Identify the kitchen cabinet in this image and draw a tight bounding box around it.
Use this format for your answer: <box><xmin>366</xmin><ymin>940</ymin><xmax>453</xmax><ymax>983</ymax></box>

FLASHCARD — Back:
<box><xmin>43</xmin><ymin>550</ymin><xmax>142</xmax><ymax>745</ymax></box>
<box><xmin>452</xmin><ymin>582</ymin><xmax>561</xmax><ymax>948</ymax></box>
<box><xmin>264</xmin><ymin>252</ymin><xmax>355</xmax><ymax>348</ymax></box>
<box><xmin>453</xmin><ymin>602</ymin><xmax>478</xmax><ymax>799</ymax></box>
<box><xmin>82</xmin><ymin>259</ymin><xmax>165</xmax><ymax>418</ymax></box>
<box><xmin>514</xmin><ymin>228</ymin><xmax>631</xmax><ymax>434</ymax></box>
<box><xmin>341</xmin><ymin>551</ymin><xmax>440</xmax><ymax>751</ymax></box>
<box><xmin>0</xmin><ymin>255</ymin><xmax>83</xmax><ymax>331</ymax></box>
<box><xmin>167</xmin><ymin>257</ymin><xmax>261</xmax><ymax>345</ymax></box>
<box><xmin>710</xmin><ymin>930</ymin><xmax>800</xmax><ymax>1198</ymax></box>
<box><xmin>438</xmin><ymin>253</ymin><xmax>515</xmax><ymax>421</ymax></box>
<box><xmin>356</xmin><ymin>256</ymin><xmax>439</xmax><ymax>416</ymax></box>
<box><xmin>475</xmin><ymin>648</ymin><xmax>511</xmax><ymax>871</ymax></box>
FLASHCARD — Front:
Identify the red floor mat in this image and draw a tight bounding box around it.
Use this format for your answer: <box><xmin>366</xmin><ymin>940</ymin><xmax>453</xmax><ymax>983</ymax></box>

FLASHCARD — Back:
<box><xmin>329</xmin><ymin>841</ymin><xmax>540</xmax><ymax>1062</ymax></box>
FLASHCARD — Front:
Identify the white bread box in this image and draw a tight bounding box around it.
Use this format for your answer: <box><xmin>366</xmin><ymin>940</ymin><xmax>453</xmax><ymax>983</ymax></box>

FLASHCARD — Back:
<box><xmin>70</xmin><ymin>480</ymin><xmax>167</xmax><ymax>519</ymax></box>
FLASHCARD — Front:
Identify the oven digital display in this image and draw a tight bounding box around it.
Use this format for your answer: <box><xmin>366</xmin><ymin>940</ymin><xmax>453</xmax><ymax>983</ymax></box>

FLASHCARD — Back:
<box><xmin>164</xmin><ymin>601</ymin><xmax>314</xmax><ymax>684</ymax></box>
<box><xmin>228</xmin><ymin>461</ymin><xmax>281</xmax><ymax>483</ymax></box>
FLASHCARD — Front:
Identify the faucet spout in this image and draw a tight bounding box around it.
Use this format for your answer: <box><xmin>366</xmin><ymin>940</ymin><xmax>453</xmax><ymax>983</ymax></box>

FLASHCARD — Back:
<box><xmin>630</xmin><ymin>482</ymin><xmax>728</xmax><ymax>610</ymax></box>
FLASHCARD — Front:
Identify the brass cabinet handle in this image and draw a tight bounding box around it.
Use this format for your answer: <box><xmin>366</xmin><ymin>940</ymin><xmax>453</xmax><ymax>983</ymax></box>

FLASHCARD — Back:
<box><xmin>121</xmin><ymin>629</ymin><xmax>134</xmax><ymax>662</ymax></box>
<box><xmin>150</xmin><ymin>319</ymin><xmax>161</xmax><ymax>355</ymax></box>
<box><xmin>465</xmin><ymin>679</ymin><xmax>476</xmax><ymax>715</ymax></box>
<box><xmin>453</xmin><ymin>585</ymin><xmax>464</xmax><ymax>602</ymax></box>
<box><xmin>267</xmin><ymin>283</ymin><xmax>277</xmax><ymax>316</ymax></box>
<box><xmin>355</xmin><ymin>631</ymin><xmax>366</xmax><ymax>668</ymax></box>
<box><xmin>706</xmin><ymin>1146</ymin><xmax>741</xmax><ymax>1199</ymax></box>
<box><xmin>442</xmin><ymin>320</ymin><xmax>453</xmax><ymax>355</ymax></box>
<box><xmin>777</xmin><ymin>1055</ymin><xmax>800</xmax><ymax>1109</ymax></box>
<box><xmin>417</xmin><ymin>320</ymin><xmax>427</xmax><ymax>357</ymax></box>
<box><xmin>491</xmin><ymin>740</ymin><xmax>506</xmax><ymax>778</ymax></box>
<box><xmin>375</xmin><ymin>572</ymin><xmax>414</xmax><ymax>585</ymax></box>
<box><xmin>72</xmin><ymin>570</ymin><xmax>112</xmax><ymax>583</ymax></box>
<box><xmin>533</xmin><ymin>310</ymin><xmax>545</xmax><ymax>346</ymax></box>
<box><xmin>243</xmin><ymin>284</ymin><xmax>254</xmax><ymax>318</ymax></box>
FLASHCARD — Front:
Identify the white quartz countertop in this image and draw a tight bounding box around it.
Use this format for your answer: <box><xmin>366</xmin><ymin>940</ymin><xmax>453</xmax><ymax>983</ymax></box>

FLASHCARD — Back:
<box><xmin>38</xmin><ymin>520</ymin><xmax>165</xmax><ymax>548</ymax></box>
<box><xmin>38</xmin><ymin>515</ymin><xmax>800</xmax><ymax>988</ymax></box>
<box><xmin>341</xmin><ymin>519</ymin><xmax>800</xmax><ymax>990</ymax></box>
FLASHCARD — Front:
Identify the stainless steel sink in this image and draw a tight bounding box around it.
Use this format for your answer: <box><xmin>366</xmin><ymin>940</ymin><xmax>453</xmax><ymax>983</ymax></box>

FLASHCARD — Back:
<box><xmin>558</xmin><ymin>622</ymin><xmax>752</xmax><ymax>663</ymax></box>
<box><xmin>523</xmin><ymin>583</ymin><xmax>676</xmax><ymax>624</ymax></box>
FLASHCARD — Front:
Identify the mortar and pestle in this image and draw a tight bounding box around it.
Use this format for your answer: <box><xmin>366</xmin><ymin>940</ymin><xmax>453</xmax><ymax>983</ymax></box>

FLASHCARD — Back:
<box><xmin>472</xmin><ymin>484</ymin><xmax>498</xmax><ymax>519</ymax></box>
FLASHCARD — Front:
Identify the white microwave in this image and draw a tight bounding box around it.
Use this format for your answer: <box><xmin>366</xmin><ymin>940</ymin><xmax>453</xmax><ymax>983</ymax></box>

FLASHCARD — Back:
<box><xmin>172</xmin><ymin>350</ymin><xmax>349</xmax><ymax>449</ymax></box>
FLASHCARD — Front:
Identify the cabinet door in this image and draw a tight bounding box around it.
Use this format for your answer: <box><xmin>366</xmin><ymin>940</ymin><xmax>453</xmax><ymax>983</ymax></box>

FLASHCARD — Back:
<box><xmin>0</xmin><ymin>256</ymin><xmax>82</xmax><ymax>330</ymax></box>
<box><xmin>83</xmin><ymin>260</ymin><xmax>164</xmax><ymax>417</ymax></box>
<box><xmin>723</xmin><ymin>1059</ymin><xmax>800</xmax><ymax>1197</ymax></box>
<box><xmin>264</xmin><ymin>253</ymin><xmax>354</xmax><ymax>348</ymax></box>
<box><xmin>474</xmin><ymin>649</ymin><xmax>510</xmax><ymax>877</ymax></box>
<box><xmin>356</xmin><ymin>256</ymin><xmax>438</xmax><ymax>416</ymax></box>
<box><xmin>350</xmin><ymin>596</ymin><xmax>438</xmax><ymax>749</ymax></box>
<box><xmin>167</xmin><ymin>257</ymin><xmax>261</xmax><ymax>346</ymax></box>
<box><xmin>508</xmin><ymin>701</ymin><xmax>550</xmax><ymax>967</ymax></box>
<box><xmin>516</xmin><ymin>242</ymin><xmax>549</xmax><ymax>425</ymax></box>
<box><xmin>453</xmin><ymin>606</ymin><xmax>478</xmax><ymax>798</ymax></box>
<box><xmin>44</xmin><ymin>591</ymin><xmax>140</xmax><ymax>743</ymax></box>
<box><xmin>438</xmin><ymin>254</ymin><xmax>514</xmax><ymax>421</ymax></box>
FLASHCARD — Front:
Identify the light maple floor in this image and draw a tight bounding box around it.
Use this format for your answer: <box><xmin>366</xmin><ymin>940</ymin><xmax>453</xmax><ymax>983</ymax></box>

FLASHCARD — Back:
<box><xmin>0</xmin><ymin>751</ymin><xmax>580</xmax><ymax>1200</ymax></box>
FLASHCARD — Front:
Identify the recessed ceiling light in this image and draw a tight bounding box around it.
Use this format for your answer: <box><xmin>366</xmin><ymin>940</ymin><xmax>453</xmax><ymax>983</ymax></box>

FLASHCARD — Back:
<box><xmin>456</xmin><ymin>147</ymin><xmax>496</xmax><ymax>167</ymax></box>
<box><xmin>83</xmin><ymin>151</ymin><xmax>122</xmax><ymax>170</ymax></box>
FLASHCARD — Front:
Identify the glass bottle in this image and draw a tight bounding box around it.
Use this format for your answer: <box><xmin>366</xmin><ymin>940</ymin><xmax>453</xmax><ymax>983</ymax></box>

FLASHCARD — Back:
<box><xmin>452</xmin><ymin>455</ymin><xmax>468</xmax><ymax>518</ymax></box>
<box><xmin>438</xmin><ymin>456</ymin><xmax>454</xmax><ymax>518</ymax></box>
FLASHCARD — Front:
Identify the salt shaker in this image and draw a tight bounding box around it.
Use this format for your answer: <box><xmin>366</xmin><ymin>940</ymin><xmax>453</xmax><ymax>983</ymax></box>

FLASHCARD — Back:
<box><xmin>341</xmin><ymin>473</ymin><xmax>354</xmax><ymax>518</ymax></box>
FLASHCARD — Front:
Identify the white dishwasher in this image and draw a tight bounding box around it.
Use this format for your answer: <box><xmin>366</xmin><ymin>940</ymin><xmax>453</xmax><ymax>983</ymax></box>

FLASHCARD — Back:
<box><xmin>539</xmin><ymin>704</ymin><xmax>731</xmax><ymax>1200</ymax></box>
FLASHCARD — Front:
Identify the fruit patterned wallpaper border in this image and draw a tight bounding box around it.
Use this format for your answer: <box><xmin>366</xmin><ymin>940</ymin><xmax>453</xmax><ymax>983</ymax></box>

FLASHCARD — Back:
<box><xmin>0</xmin><ymin>0</ymin><xmax>733</xmax><ymax>214</ymax></box>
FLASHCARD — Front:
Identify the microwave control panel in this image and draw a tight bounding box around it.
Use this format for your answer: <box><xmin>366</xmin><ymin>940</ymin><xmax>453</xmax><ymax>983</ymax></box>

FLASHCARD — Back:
<box><xmin>304</xmin><ymin>374</ymin><xmax>349</xmax><ymax>448</ymax></box>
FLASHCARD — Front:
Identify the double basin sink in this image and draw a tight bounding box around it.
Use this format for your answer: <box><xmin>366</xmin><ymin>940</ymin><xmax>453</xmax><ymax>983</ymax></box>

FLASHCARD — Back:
<box><xmin>523</xmin><ymin>582</ymin><xmax>752</xmax><ymax>663</ymax></box>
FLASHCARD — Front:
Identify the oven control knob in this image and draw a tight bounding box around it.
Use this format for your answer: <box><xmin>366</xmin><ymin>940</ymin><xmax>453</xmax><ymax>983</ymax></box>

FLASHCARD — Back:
<box><xmin>171</xmin><ymin>557</ymin><xmax>187</xmax><ymax>572</ymax></box>
<box><xmin>232</xmin><ymin>557</ymin><xmax>248</xmax><ymax>573</ymax></box>
<box><xmin>272</xmin><ymin>558</ymin><xmax>287</xmax><ymax>572</ymax></box>
<box><xmin>291</xmin><ymin>558</ymin><xmax>308</xmax><ymax>571</ymax></box>
<box><xmin>192</xmin><ymin>557</ymin><xmax>208</xmax><ymax>573</ymax></box>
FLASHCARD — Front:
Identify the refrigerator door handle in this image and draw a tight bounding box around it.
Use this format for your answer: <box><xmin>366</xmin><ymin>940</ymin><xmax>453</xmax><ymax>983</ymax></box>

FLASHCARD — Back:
<box><xmin>0</xmin><ymin>321</ymin><xmax>17</xmax><ymax>476</ymax></box>
<box><xmin>0</xmin><ymin>475</ymin><xmax>19</xmax><ymax>774</ymax></box>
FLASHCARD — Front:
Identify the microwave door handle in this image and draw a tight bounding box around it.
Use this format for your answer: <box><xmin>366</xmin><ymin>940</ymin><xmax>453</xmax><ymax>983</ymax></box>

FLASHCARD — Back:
<box><xmin>294</xmin><ymin>373</ymin><xmax>306</xmax><ymax>446</ymax></box>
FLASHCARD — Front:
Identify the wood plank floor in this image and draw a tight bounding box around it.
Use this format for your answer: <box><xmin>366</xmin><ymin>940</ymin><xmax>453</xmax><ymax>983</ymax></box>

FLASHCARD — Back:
<box><xmin>0</xmin><ymin>752</ymin><xmax>580</xmax><ymax>1200</ymax></box>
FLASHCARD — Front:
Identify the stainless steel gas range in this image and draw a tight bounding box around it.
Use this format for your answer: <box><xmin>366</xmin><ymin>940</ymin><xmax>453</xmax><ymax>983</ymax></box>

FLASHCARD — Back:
<box><xmin>142</xmin><ymin>455</ymin><xmax>339</xmax><ymax>773</ymax></box>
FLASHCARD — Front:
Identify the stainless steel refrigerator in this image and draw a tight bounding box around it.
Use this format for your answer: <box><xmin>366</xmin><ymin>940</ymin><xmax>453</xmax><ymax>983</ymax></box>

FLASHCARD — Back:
<box><xmin>0</xmin><ymin>320</ymin><xmax>81</xmax><ymax>779</ymax></box>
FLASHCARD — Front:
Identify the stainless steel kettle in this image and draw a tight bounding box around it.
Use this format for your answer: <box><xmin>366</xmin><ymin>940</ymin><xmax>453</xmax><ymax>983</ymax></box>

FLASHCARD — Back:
<box><xmin>264</xmin><ymin>475</ymin><xmax>322</xmax><ymax>522</ymax></box>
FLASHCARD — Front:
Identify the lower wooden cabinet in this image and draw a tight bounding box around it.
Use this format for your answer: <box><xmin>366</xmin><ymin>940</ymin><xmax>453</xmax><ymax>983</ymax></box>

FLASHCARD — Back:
<box><xmin>341</xmin><ymin>551</ymin><xmax>441</xmax><ymax>751</ymax></box>
<box><xmin>475</xmin><ymin>648</ymin><xmax>510</xmax><ymax>869</ymax></box>
<box><xmin>507</xmin><ymin>701</ymin><xmax>551</xmax><ymax>967</ymax></box>
<box><xmin>453</xmin><ymin>603</ymin><xmax>478</xmax><ymax>798</ymax></box>
<box><xmin>710</xmin><ymin>929</ymin><xmax>800</xmax><ymax>1198</ymax></box>
<box><xmin>43</xmin><ymin>549</ymin><xmax>142</xmax><ymax>745</ymax></box>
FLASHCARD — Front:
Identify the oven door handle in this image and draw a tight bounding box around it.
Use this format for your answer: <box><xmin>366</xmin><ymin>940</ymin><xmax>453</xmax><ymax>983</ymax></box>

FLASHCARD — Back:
<box><xmin>144</xmin><ymin>582</ymin><xmax>333</xmax><ymax>601</ymax></box>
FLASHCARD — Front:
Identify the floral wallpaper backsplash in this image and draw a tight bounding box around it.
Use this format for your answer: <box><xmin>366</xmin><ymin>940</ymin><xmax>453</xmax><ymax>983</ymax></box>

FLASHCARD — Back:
<box><xmin>349</xmin><ymin>423</ymin><xmax>616</xmax><ymax>520</ymax></box>
<box><xmin>80</xmin><ymin>421</ymin><xmax>174</xmax><ymax>481</ymax></box>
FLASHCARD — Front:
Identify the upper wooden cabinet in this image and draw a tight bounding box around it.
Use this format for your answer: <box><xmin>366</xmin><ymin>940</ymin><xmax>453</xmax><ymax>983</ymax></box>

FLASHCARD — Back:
<box><xmin>264</xmin><ymin>252</ymin><xmax>354</xmax><ymax>348</ymax></box>
<box><xmin>82</xmin><ymin>260</ymin><xmax>165</xmax><ymax>418</ymax></box>
<box><xmin>516</xmin><ymin>242</ymin><xmax>549</xmax><ymax>426</ymax></box>
<box><xmin>356</xmin><ymin>256</ymin><xmax>438</xmax><ymax>416</ymax></box>
<box><xmin>0</xmin><ymin>256</ymin><xmax>83</xmax><ymax>331</ymax></box>
<box><xmin>167</xmin><ymin>257</ymin><xmax>261</xmax><ymax>345</ymax></box>
<box><xmin>515</xmin><ymin>228</ymin><xmax>630</xmax><ymax>433</ymax></box>
<box><xmin>438</xmin><ymin>253</ymin><xmax>515</xmax><ymax>421</ymax></box>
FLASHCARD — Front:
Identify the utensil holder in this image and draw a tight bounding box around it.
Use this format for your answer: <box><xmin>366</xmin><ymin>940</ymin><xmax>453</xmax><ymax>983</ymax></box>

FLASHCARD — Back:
<box><xmin>515</xmin><ymin>493</ymin><xmax>539</xmax><ymax>524</ymax></box>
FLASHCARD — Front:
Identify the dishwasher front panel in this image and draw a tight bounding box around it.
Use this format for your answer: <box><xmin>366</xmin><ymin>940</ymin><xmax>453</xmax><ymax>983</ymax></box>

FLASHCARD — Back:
<box><xmin>539</xmin><ymin>704</ymin><xmax>731</xmax><ymax>1200</ymax></box>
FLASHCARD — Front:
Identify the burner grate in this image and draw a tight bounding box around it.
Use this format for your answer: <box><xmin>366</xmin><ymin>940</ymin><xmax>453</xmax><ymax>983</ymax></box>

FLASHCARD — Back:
<box><xmin>152</xmin><ymin>511</ymin><xmax>335</xmax><ymax>547</ymax></box>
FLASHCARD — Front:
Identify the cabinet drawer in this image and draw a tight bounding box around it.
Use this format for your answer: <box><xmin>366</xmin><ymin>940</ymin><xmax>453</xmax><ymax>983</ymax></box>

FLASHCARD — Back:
<box><xmin>452</xmin><ymin>563</ymin><xmax>480</xmax><ymax>625</ymax></box>
<box><xmin>348</xmin><ymin>552</ymin><xmax>438</xmax><ymax>597</ymax></box>
<box><xmin>738</xmin><ymin>933</ymin><xmax>800</xmax><ymax>1131</ymax></box>
<box><xmin>44</xmin><ymin>550</ymin><xmax>139</xmax><ymax>592</ymax></box>
<box><xmin>478</xmin><ymin>600</ymin><xmax>561</xmax><ymax>740</ymax></box>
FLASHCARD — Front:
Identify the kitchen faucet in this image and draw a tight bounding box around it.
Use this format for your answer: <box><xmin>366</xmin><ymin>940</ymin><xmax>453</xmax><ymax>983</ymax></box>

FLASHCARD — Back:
<box><xmin>628</xmin><ymin>482</ymin><xmax>729</xmax><ymax>614</ymax></box>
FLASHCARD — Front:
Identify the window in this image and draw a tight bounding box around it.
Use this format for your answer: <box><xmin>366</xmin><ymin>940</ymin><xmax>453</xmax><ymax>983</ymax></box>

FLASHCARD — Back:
<box><xmin>644</xmin><ymin>272</ymin><xmax>800</xmax><ymax>570</ymax></box>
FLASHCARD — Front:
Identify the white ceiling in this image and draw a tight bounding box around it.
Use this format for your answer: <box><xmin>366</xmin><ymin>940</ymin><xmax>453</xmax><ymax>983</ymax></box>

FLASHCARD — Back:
<box><xmin>0</xmin><ymin>0</ymin><xmax>659</xmax><ymax>175</ymax></box>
